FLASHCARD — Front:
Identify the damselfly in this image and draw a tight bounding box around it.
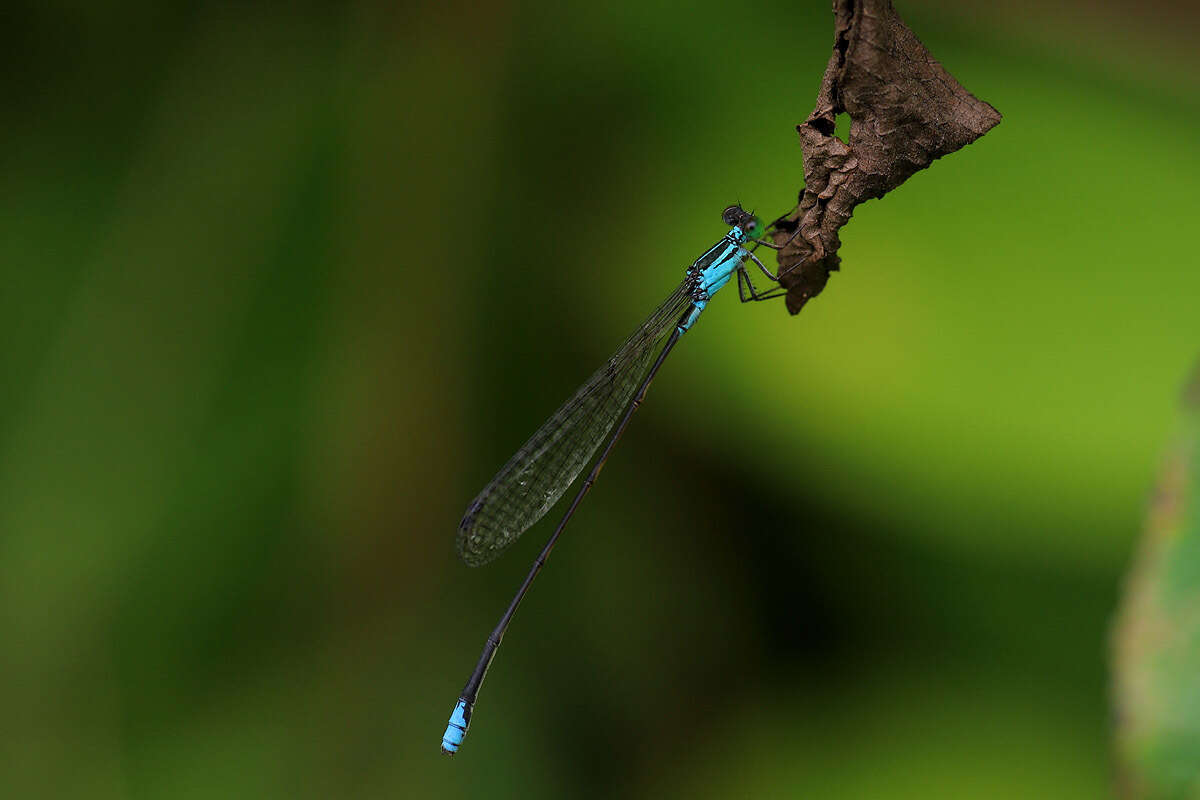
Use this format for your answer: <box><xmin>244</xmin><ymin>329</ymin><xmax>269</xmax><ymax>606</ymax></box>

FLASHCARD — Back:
<box><xmin>442</xmin><ymin>205</ymin><xmax>795</xmax><ymax>755</ymax></box>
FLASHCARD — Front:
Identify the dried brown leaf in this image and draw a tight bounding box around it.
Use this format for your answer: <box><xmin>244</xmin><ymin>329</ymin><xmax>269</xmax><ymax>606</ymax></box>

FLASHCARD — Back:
<box><xmin>772</xmin><ymin>0</ymin><xmax>1002</xmax><ymax>313</ymax></box>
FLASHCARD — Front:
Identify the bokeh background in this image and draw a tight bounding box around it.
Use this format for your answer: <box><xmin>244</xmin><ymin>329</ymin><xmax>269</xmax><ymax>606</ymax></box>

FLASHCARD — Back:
<box><xmin>3</xmin><ymin>0</ymin><xmax>1198</xmax><ymax>797</ymax></box>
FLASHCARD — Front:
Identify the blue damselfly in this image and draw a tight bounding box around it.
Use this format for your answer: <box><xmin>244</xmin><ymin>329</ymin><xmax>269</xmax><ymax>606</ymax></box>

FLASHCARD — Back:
<box><xmin>442</xmin><ymin>205</ymin><xmax>796</xmax><ymax>755</ymax></box>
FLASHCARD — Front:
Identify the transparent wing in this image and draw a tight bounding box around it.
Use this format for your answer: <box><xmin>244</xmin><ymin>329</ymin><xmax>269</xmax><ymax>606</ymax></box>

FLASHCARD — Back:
<box><xmin>456</xmin><ymin>281</ymin><xmax>693</xmax><ymax>566</ymax></box>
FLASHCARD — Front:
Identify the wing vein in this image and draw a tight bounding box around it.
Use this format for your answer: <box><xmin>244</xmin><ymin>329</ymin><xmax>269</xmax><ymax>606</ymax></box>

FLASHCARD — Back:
<box><xmin>456</xmin><ymin>281</ymin><xmax>693</xmax><ymax>566</ymax></box>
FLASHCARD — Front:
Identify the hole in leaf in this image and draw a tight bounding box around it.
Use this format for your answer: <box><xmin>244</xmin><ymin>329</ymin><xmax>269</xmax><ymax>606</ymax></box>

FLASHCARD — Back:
<box><xmin>834</xmin><ymin>112</ymin><xmax>851</xmax><ymax>144</ymax></box>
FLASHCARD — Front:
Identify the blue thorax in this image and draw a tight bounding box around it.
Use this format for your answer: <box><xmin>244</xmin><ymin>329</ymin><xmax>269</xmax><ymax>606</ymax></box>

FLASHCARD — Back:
<box><xmin>678</xmin><ymin>225</ymin><xmax>752</xmax><ymax>332</ymax></box>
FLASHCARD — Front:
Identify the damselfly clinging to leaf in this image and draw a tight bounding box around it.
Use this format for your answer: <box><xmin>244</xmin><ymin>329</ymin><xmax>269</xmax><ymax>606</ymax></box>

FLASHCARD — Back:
<box><xmin>441</xmin><ymin>204</ymin><xmax>799</xmax><ymax>755</ymax></box>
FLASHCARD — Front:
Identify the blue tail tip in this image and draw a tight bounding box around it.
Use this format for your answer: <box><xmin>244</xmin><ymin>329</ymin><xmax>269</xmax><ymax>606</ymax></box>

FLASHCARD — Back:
<box><xmin>441</xmin><ymin>698</ymin><xmax>471</xmax><ymax>756</ymax></box>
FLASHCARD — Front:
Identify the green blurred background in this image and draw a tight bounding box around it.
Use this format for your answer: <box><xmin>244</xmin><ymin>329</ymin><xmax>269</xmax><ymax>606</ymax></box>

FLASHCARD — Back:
<box><xmin>2</xmin><ymin>0</ymin><xmax>1198</xmax><ymax>797</ymax></box>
